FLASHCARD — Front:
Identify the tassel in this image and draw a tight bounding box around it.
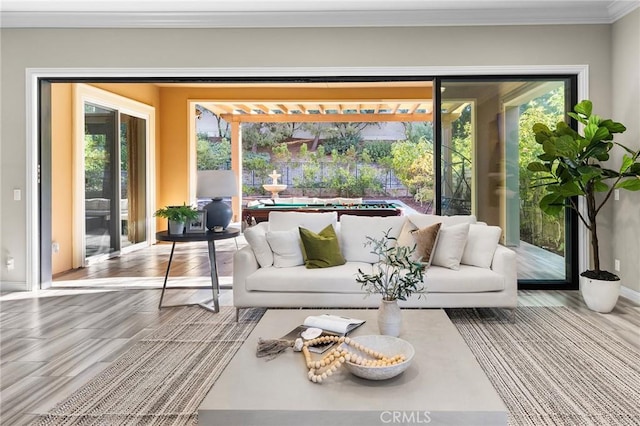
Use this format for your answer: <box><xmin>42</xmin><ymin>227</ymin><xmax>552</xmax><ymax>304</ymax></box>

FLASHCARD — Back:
<box><xmin>256</xmin><ymin>338</ymin><xmax>294</xmax><ymax>360</ymax></box>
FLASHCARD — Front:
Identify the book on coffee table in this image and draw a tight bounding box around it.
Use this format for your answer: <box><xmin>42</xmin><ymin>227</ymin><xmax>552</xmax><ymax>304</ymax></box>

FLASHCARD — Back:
<box><xmin>281</xmin><ymin>314</ymin><xmax>365</xmax><ymax>354</ymax></box>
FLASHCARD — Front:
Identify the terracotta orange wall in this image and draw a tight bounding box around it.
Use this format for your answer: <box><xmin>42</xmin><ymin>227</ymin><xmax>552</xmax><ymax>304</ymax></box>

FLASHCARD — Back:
<box><xmin>51</xmin><ymin>83</ymin><xmax>74</xmax><ymax>275</ymax></box>
<box><xmin>51</xmin><ymin>82</ymin><xmax>163</xmax><ymax>274</ymax></box>
<box><xmin>157</xmin><ymin>87</ymin><xmax>192</xmax><ymax>210</ymax></box>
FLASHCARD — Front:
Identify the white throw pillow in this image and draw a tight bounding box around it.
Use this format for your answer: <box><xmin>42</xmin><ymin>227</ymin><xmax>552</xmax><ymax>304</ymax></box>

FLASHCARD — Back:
<box><xmin>431</xmin><ymin>222</ymin><xmax>470</xmax><ymax>270</ymax></box>
<box><xmin>243</xmin><ymin>222</ymin><xmax>273</xmax><ymax>268</ymax></box>
<box><xmin>408</xmin><ymin>213</ymin><xmax>477</xmax><ymax>229</ymax></box>
<box><xmin>339</xmin><ymin>215</ymin><xmax>407</xmax><ymax>263</ymax></box>
<box><xmin>461</xmin><ymin>224</ymin><xmax>502</xmax><ymax>269</ymax></box>
<box><xmin>268</xmin><ymin>211</ymin><xmax>338</xmax><ymax>233</ymax></box>
<box><xmin>266</xmin><ymin>229</ymin><xmax>304</xmax><ymax>268</ymax></box>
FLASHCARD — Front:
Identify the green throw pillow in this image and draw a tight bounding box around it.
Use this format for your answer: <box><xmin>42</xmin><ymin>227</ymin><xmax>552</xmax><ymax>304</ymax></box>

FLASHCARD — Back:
<box><xmin>298</xmin><ymin>225</ymin><xmax>346</xmax><ymax>269</ymax></box>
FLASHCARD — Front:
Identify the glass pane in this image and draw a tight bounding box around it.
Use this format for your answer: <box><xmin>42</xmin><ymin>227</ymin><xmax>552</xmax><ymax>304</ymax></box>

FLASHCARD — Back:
<box><xmin>120</xmin><ymin>113</ymin><xmax>147</xmax><ymax>248</ymax></box>
<box><xmin>84</xmin><ymin>103</ymin><xmax>118</xmax><ymax>257</ymax></box>
<box><xmin>440</xmin><ymin>79</ymin><xmax>570</xmax><ymax>282</ymax></box>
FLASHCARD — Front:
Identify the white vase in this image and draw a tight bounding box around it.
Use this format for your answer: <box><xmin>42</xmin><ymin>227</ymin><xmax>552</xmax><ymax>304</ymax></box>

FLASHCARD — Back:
<box><xmin>580</xmin><ymin>275</ymin><xmax>621</xmax><ymax>313</ymax></box>
<box><xmin>168</xmin><ymin>220</ymin><xmax>185</xmax><ymax>235</ymax></box>
<box><xmin>378</xmin><ymin>299</ymin><xmax>402</xmax><ymax>337</ymax></box>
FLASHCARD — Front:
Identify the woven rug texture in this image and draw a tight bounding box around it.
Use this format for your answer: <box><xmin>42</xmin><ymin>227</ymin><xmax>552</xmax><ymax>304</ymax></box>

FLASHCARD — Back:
<box><xmin>34</xmin><ymin>306</ymin><xmax>265</xmax><ymax>426</ymax></box>
<box><xmin>449</xmin><ymin>307</ymin><xmax>640</xmax><ymax>426</ymax></box>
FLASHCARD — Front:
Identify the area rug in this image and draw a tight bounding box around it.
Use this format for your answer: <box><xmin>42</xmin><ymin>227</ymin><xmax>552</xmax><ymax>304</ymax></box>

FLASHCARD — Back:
<box><xmin>448</xmin><ymin>307</ymin><xmax>640</xmax><ymax>426</ymax></box>
<box><xmin>34</xmin><ymin>306</ymin><xmax>265</xmax><ymax>426</ymax></box>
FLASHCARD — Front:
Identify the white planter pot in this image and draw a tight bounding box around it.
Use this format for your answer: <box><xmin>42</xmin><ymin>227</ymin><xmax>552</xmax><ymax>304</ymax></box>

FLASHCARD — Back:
<box><xmin>378</xmin><ymin>299</ymin><xmax>402</xmax><ymax>337</ymax></box>
<box><xmin>580</xmin><ymin>275</ymin><xmax>621</xmax><ymax>313</ymax></box>
<box><xmin>168</xmin><ymin>220</ymin><xmax>185</xmax><ymax>235</ymax></box>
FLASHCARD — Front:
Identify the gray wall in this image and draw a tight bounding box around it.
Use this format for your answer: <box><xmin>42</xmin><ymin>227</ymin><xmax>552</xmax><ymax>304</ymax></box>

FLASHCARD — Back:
<box><xmin>0</xmin><ymin>24</ymin><xmax>626</xmax><ymax>289</ymax></box>
<box><xmin>612</xmin><ymin>9</ymin><xmax>640</xmax><ymax>293</ymax></box>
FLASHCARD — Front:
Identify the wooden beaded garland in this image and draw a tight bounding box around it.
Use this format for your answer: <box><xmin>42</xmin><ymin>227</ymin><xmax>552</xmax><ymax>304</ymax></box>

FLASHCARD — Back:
<box><xmin>302</xmin><ymin>336</ymin><xmax>407</xmax><ymax>383</ymax></box>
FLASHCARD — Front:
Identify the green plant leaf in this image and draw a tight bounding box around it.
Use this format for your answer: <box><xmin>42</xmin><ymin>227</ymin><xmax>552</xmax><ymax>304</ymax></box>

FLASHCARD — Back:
<box><xmin>583</xmin><ymin>123</ymin><xmax>598</xmax><ymax>142</ymax></box>
<box><xmin>568</xmin><ymin>112</ymin><xmax>588</xmax><ymax>125</ymax></box>
<box><xmin>574</xmin><ymin>100</ymin><xmax>592</xmax><ymax>117</ymax></box>
<box><xmin>554</xmin><ymin>135</ymin><xmax>579</xmax><ymax>158</ymax></box>
<box><xmin>620</xmin><ymin>155</ymin><xmax>634</xmax><ymax>173</ymax></box>
<box><xmin>527</xmin><ymin>162</ymin><xmax>549</xmax><ymax>172</ymax></box>
<box><xmin>601</xmin><ymin>119</ymin><xmax>626</xmax><ymax>134</ymax></box>
<box><xmin>616</xmin><ymin>178</ymin><xmax>640</xmax><ymax>191</ymax></box>
<box><xmin>538</xmin><ymin>153</ymin><xmax>556</xmax><ymax>162</ymax></box>
<box><xmin>593</xmin><ymin>181</ymin><xmax>609</xmax><ymax>192</ymax></box>
<box><xmin>539</xmin><ymin>193</ymin><xmax>564</xmax><ymax>216</ymax></box>
<box><xmin>592</xmin><ymin>126</ymin><xmax>610</xmax><ymax>143</ymax></box>
<box><xmin>558</xmin><ymin>182</ymin><xmax>583</xmax><ymax>197</ymax></box>
<box><xmin>542</xmin><ymin>138</ymin><xmax>557</xmax><ymax>156</ymax></box>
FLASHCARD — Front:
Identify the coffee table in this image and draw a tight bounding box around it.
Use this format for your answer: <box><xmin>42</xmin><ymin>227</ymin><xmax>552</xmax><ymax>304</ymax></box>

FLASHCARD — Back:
<box><xmin>199</xmin><ymin>309</ymin><xmax>508</xmax><ymax>425</ymax></box>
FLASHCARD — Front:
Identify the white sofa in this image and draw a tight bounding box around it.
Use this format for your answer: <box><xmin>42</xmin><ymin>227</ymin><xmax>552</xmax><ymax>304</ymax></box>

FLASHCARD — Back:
<box><xmin>233</xmin><ymin>211</ymin><xmax>517</xmax><ymax>317</ymax></box>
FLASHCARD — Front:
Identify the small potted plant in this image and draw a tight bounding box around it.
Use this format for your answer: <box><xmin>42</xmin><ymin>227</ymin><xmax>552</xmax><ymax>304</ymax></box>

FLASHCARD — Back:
<box><xmin>356</xmin><ymin>229</ymin><xmax>425</xmax><ymax>336</ymax></box>
<box><xmin>154</xmin><ymin>204</ymin><xmax>199</xmax><ymax>235</ymax></box>
<box><xmin>527</xmin><ymin>100</ymin><xmax>640</xmax><ymax>312</ymax></box>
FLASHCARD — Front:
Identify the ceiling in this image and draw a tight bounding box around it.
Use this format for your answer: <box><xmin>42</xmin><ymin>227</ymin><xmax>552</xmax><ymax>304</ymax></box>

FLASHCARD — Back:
<box><xmin>1</xmin><ymin>0</ymin><xmax>638</xmax><ymax>28</ymax></box>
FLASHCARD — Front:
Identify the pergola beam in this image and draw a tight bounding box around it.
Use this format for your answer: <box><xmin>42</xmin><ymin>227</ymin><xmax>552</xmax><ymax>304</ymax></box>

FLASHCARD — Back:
<box><xmin>220</xmin><ymin>113</ymin><xmax>433</xmax><ymax>123</ymax></box>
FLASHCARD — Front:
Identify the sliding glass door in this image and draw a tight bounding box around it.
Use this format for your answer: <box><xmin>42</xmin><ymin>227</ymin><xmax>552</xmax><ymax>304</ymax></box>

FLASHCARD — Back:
<box><xmin>438</xmin><ymin>77</ymin><xmax>578</xmax><ymax>287</ymax></box>
<box><xmin>83</xmin><ymin>103</ymin><xmax>148</xmax><ymax>263</ymax></box>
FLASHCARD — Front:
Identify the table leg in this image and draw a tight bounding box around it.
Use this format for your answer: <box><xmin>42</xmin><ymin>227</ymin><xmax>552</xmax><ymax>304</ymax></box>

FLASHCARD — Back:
<box><xmin>158</xmin><ymin>242</ymin><xmax>176</xmax><ymax>309</ymax></box>
<box><xmin>206</xmin><ymin>240</ymin><xmax>220</xmax><ymax>313</ymax></box>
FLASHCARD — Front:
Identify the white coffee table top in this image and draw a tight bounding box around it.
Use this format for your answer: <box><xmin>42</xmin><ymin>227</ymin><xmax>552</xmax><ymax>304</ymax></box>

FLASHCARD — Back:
<box><xmin>200</xmin><ymin>309</ymin><xmax>507</xmax><ymax>426</ymax></box>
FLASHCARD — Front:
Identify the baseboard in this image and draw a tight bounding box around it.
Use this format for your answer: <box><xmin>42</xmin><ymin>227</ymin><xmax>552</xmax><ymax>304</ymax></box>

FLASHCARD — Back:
<box><xmin>620</xmin><ymin>286</ymin><xmax>640</xmax><ymax>304</ymax></box>
<box><xmin>0</xmin><ymin>281</ymin><xmax>28</xmax><ymax>292</ymax></box>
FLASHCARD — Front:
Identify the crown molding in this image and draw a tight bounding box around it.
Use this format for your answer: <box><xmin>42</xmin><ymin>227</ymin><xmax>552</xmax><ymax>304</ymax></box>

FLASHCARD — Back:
<box><xmin>2</xmin><ymin>2</ymin><xmax>638</xmax><ymax>28</ymax></box>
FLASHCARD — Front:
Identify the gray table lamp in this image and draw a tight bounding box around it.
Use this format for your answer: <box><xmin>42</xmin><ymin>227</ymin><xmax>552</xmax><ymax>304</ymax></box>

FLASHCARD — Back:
<box><xmin>197</xmin><ymin>170</ymin><xmax>238</xmax><ymax>230</ymax></box>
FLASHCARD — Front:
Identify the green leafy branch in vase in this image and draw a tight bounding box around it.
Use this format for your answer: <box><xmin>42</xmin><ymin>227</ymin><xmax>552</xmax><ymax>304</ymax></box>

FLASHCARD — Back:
<box><xmin>356</xmin><ymin>229</ymin><xmax>425</xmax><ymax>301</ymax></box>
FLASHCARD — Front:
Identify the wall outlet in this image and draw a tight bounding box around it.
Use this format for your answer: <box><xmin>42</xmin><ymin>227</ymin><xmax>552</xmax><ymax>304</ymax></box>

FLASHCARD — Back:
<box><xmin>52</xmin><ymin>242</ymin><xmax>60</xmax><ymax>253</ymax></box>
<box><xmin>614</xmin><ymin>259</ymin><xmax>620</xmax><ymax>272</ymax></box>
<box><xmin>614</xmin><ymin>189</ymin><xmax>620</xmax><ymax>201</ymax></box>
<box><xmin>6</xmin><ymin>257</ymin><xmax>15</xmax><ymax>270</ymax></box>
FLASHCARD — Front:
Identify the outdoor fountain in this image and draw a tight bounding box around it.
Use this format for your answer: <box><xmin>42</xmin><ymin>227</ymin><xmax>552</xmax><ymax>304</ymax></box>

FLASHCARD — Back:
<box><xmin>263</xmin><ymin>170</ymin><xmax>287</xmax><ymax>199</ymax></box>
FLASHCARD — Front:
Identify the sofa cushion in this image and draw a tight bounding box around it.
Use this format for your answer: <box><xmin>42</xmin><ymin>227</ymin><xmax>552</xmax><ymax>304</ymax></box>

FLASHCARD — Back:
<box><xmin>243</xmin><ymin>222</ymin><xmax>273</xmax><ymax>268</ymax></box>
<box><xmin>266</xmin><ymin>229</ymin><xmax>304</xmax><ymax>268</ymax></box>
<box><xmin>431</xmin><ymin>222</ymin><xmax>470</xmax><ymax>270</ymax></box>
<box><xmin>339</xmin><ymin>215</ymin><xmax>407</xmax><ymax>263</ymax></box>
<box><xmin>412</xmin><ymin>222</ymin><xmax>442</xmax><ymax>266</ymax></box>
<box><xmin>408</xmin><ymin>213</ymin><xmax>477</xmax><ymax>229</ymax></box>
<box><xmin>425</xmin><ymin>265</ymin><xmax>505</xmax><ymax>293</ymax></box>
<box><xmin>461</xmin><ymin>224</ymin><xmax>502</xmax><ymax>269</ymax></box>
<box><xmin>397</xmin><ymin>214</ymin><xmax>476</xmax><ymax>248</ymax></box>
<box><xmin>245</xmin><ymin>262</ymin><xmax>373</xmax><ymax>293</ymax></box>
<box><xmin>299</xmin><ymin>225</ymin><xmax>346</xmax><ymax>269</ymax></box>
<box><xmin>269</xmin><ymin>211</ymin><xmax>338</xmax><ymax>233</ymax></box>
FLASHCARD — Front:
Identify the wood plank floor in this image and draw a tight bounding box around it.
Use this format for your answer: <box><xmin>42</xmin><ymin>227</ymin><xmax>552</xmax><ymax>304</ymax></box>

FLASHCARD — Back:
<box><xmin>1</xmin><ymin>288</ymin><xmax>638</xmax><ymax>425</ymax></box>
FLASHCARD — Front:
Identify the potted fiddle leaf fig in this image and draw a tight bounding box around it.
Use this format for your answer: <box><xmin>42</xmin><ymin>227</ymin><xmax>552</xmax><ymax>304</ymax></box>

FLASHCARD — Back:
<box><xmin>154</xmin><ymin>204</ymin><xmax>199</xmax><ymax>235</ymax></box>
<box><xmin>527</xmin><ymin>100</ymin><xmax>640</xmax><ymax>312</ymax></box>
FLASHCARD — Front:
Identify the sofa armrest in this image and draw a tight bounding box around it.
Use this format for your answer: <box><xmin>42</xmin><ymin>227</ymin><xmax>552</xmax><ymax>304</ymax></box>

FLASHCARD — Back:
<box><xmin>233</xmin><ymin>246</ymin><xmax>260</xmax><ymax>303</ymax></box>
<box><xmin>491</xmin><ymin>245</ymin><xmax>518</xmax><ymax>304</ymax></box>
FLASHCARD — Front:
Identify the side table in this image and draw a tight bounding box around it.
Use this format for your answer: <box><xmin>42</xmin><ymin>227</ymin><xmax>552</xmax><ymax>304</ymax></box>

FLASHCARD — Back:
<box><xmin>155</xmin><ymin>228</ymin><xmax>240</xmax><ymax>313</ymax></box>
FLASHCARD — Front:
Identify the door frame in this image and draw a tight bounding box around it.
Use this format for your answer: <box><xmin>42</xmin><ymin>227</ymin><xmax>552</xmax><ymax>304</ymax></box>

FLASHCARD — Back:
<box><xmin>26</xmin><ymin>65</ymin><xmax>588</xmax><ymax>291</ymax></box>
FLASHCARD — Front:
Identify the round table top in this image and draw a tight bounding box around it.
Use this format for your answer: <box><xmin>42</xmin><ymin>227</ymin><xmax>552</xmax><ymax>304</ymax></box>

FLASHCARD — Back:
<box><xmin>156</xmin><ymin>227</ymin><xmax>240</xmax><ymax>242</ymax></box>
